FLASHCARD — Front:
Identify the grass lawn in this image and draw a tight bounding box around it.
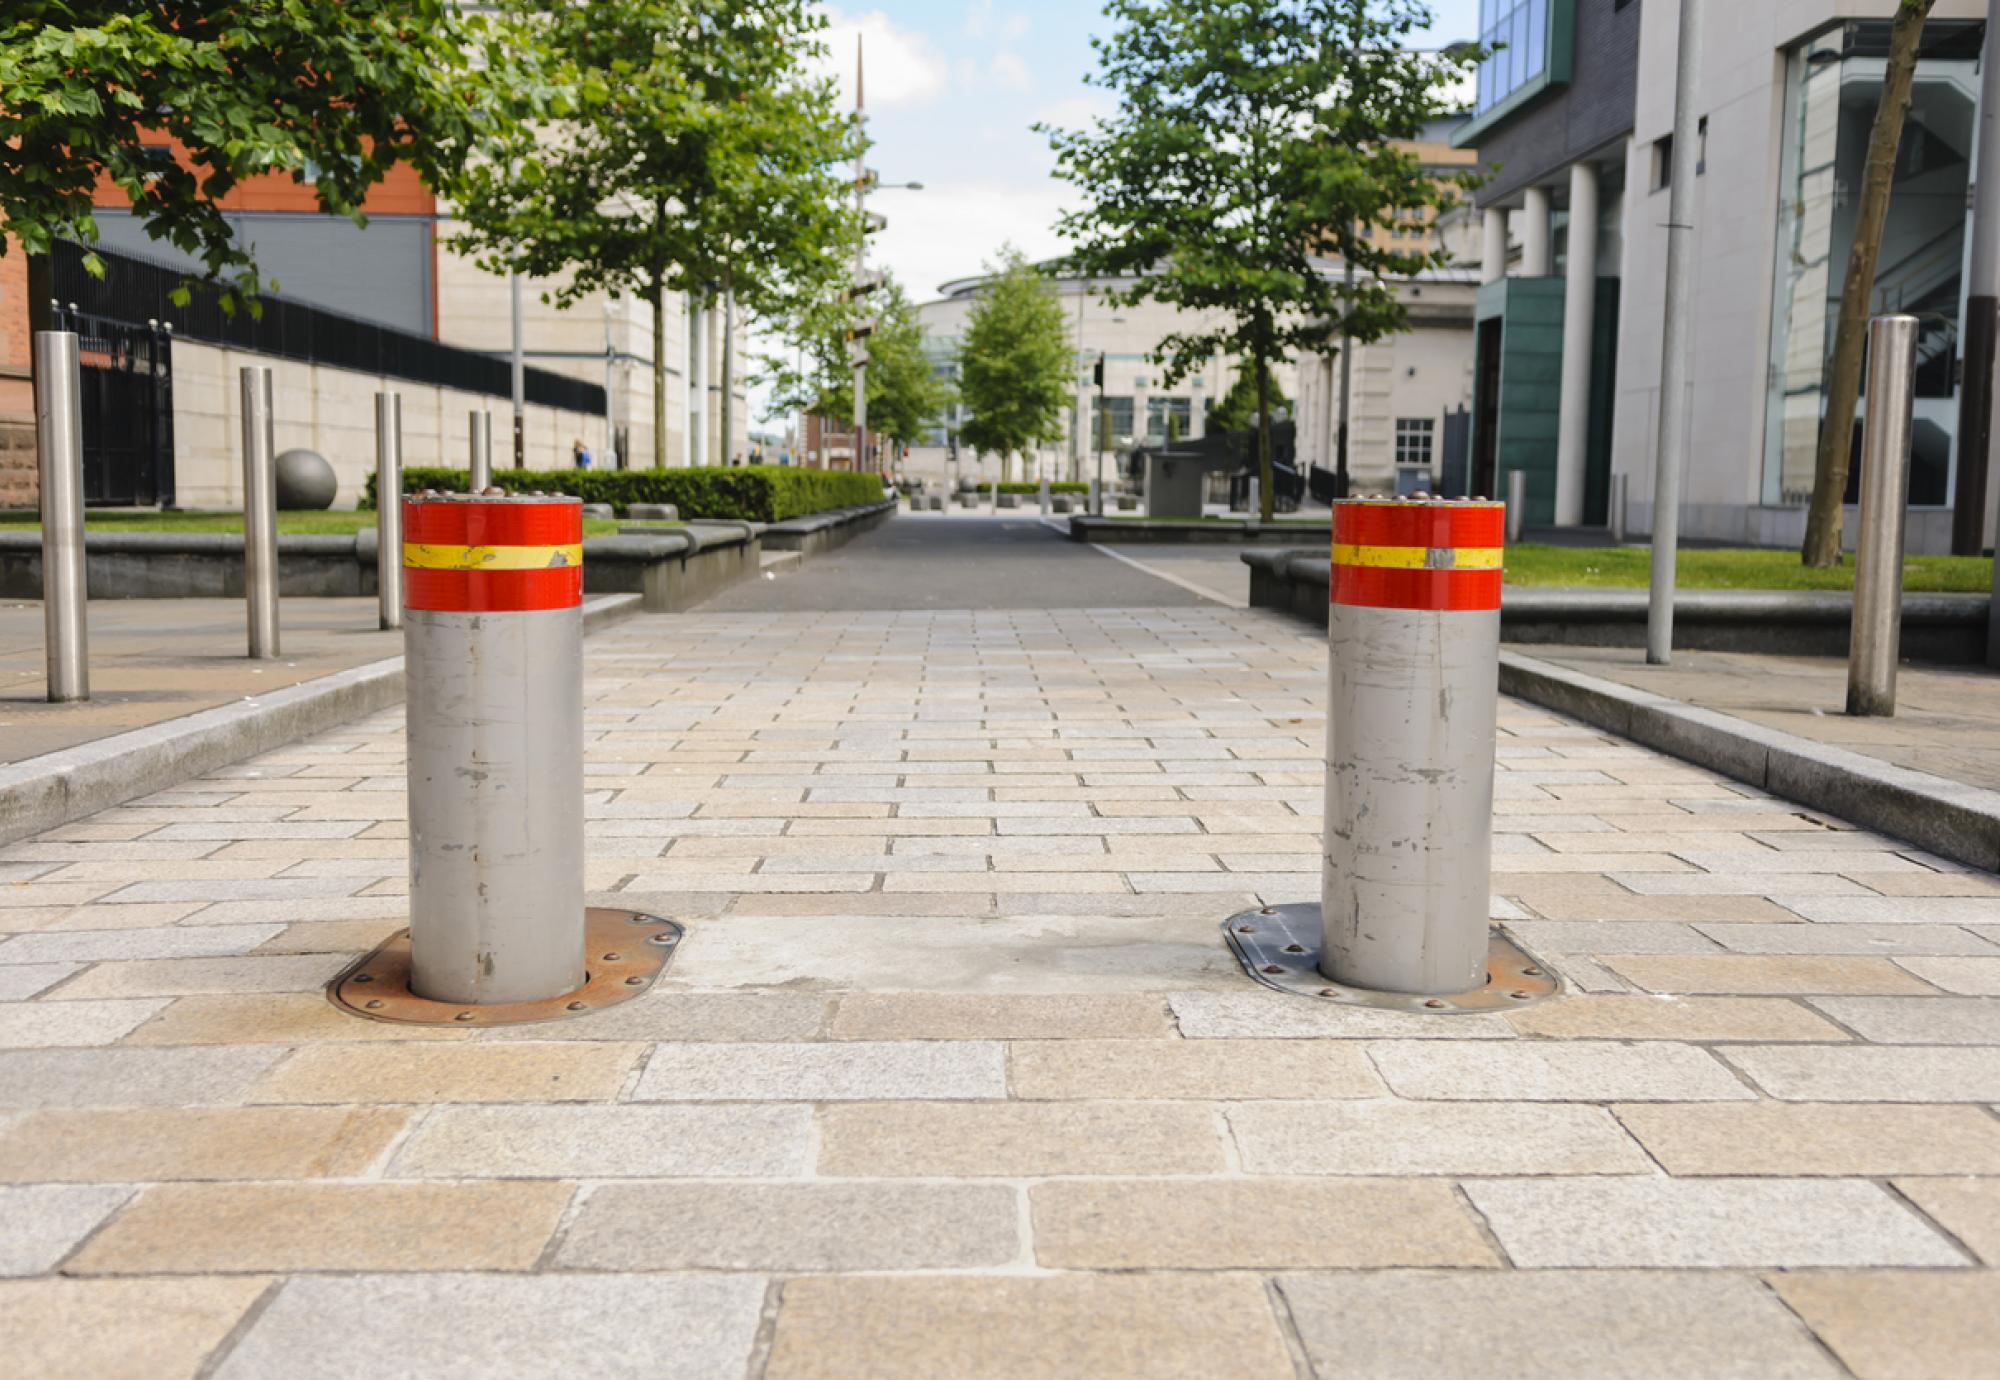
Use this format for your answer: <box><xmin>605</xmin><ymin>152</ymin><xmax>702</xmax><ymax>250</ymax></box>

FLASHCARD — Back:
<box><xmin>0</xmin><ymin>511</ymin><xmax>623</xmax><ymax>538</ymax></box>
<box><xmin>1505</xmin><ymin>543</ymin><xmax>1991</xmax><ymax>594</ymax></box>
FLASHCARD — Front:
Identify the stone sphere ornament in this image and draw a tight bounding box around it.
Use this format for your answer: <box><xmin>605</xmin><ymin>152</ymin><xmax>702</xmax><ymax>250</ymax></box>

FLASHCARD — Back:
<box><xmin>274</xmin><ymin>448</ymin><xmax>338</xmax><ymax>510</ymax></box>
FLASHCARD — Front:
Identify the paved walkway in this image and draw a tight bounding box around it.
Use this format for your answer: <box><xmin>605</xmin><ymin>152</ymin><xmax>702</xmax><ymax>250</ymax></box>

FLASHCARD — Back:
<box><xmin>0</xmin><ymin>531</ymin><xmax>1996</xmax><ymax>1377</ymax></box>
<box><xmin>1522</xmin><ymin>642</ymin><xmax>2000</xmax><ymax>792</ymax></box>
<box><xmin>0</xmin><ymin>599</ymin><xmax>397</xmax><ymax>763</ymax></box>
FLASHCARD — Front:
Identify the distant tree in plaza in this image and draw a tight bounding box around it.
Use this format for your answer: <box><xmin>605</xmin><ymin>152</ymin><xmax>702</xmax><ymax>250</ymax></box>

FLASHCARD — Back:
<box><xmin>1801</xmin><ymin>0</ymin><xmax>1937</xmax><ymax>567</ymax></box>
<box><xmin>450</xmin><ymin>0</ymin><xmax>856</xmax><ymax>469</ymax></box>
<box><xmin>0</xmin><ymin>1</ymin><xmax>525</xmax><ymax>308</ymax></box>
<box><xmin>1206</xmin><ymin>362</ymin><xmax>1291</xmax><ymax>437</ymax></box>
<box><xmin>1044</xmin><ymin>0</ymin><xmax>1475</xmax><ymax>519</ymax></box>
<box><xmin>762</xmin><ymin>275</ymin><xmax>952</xmax><ymax>460</ymax></box>
<box><xmin>956</xmin><ymin>248</ymin><xmax>1073</xmax><ymax>483</ymax></box>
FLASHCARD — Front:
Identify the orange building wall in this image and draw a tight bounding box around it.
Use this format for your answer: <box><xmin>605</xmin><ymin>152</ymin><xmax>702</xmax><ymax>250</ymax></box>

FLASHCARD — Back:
<box><xmin>91</xmin><ymin>137</ymin><xmax>435</xmax><ymax>216</ymax></box>
<box><xmin>1</xmin><ymin>247</ymin><xmax>37</xmax><ymax>507</ymax></box>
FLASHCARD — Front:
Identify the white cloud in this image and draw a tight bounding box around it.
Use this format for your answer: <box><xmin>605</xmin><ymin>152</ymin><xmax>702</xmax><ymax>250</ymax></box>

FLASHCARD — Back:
<box><xmin>964</xmin><ymin>1</ymin><xmax>1030</xmax><ymax>43</ymax></box>
<box><xmin>1031</xmin><ymin>92</ymin><xmax>1114</xmax><ymax>133</ymax></box>
<box><xmin>869</xmin><ymin>178</ymin><xmax>1074</xmax><ymax>303</ymax></box>
<box><xmin>988</xmin><ymin>53</ymin><xmax>1034</xmax><ymax>94</ymax></box>
<box><xmin>817</xmin><ymin>8</ymin><xmax>947</xmax><ymax>111</ymax></box>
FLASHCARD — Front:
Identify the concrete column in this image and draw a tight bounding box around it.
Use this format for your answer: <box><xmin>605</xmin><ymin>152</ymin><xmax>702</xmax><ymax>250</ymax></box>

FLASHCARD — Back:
<box><xmin>1481</xmin><ymin>208</ymin><xmax>1508</xmax><ymax>284</ymax></box>
<box><xmin>1554</xmin><ymin>161</ymin><xmax>1600</xmax><ymax>527</ymax></box>
<box><xmin>1520</xmin><ymin>185</ymin><xmax>1553</xmax><ymax>277</ymax></box>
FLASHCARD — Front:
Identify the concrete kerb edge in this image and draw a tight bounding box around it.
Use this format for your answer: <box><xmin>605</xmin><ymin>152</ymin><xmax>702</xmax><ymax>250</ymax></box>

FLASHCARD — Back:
<box><xmin>0</xmin><ymin>592</ymin><xmax>645</xmax><ymax>845</ymax></box>
<box><xmin>1499</xmin><ymin>649</ymin><xmax>2000</xmax><ymax>872</ymax></box>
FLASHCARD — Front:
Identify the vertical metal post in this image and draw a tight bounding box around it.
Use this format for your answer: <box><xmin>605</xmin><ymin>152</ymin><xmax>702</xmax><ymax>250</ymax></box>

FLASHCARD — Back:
<box><xmin>1336</xmin><ymin>260</ymin><xmax>1355</xmax><ymax>499</ymax></box>
<box><xmin>1848</xmin><ymin>314</ymin><xmax>1918</xmax><ymax>717</ymax></box>
<box><xmin>1039</xmin><ymin>475</ymin><xmax>1051</xmax><ymax>516</ymax></box>
<box><xmin>35</xmin><ymin>331</ymin><xmax>89</xmax><ymax>702</ymax></box>
<box><xmin>1321</xmin><ymin>497</ymin><xmax>1504</xmax><ymax>994</ymax></box>
<box><xmin>510</xmin><ymin>271</ymin><xmax>526</xmax><ymax>468</ymax></box>
<box><xmin>1609</xmin><ymin>471</ymin><xmax>1629</xmax><ymax>545</ymax></box>
<box><xmin>721</xmin><ymin>287</ymin><xmax>736</xmax><ymax>465</ymax></box>
<box><xmin>688</xmin><ymin>298</ymin><xmax>708</xmax><ymax>468</ymax></box>
<box><xmin>469</xmin><ymin>410</ymin><xmax>492</xmax><ymax>492</ymax></box>
<box><xmin>1506</xmin><ymin>468</ymin><xmax>1527</xmax><ymax>544</ymax></box>
<box><xmin>1648</xmin><ymin>0</ymin><xmax>1703</xmax><ymax>665</ymax></box>
<box><xmin>404</xmin><ymin>492</ymin><xmax>586</xmax><ymax>1004</ymax></box>
<box><xmin>375</xmin><ymin>393</ymin><xmax>403</xmax><ymax>631</ymax></box>
<box><xmin>240</xmin><ymin>366</ymin><xmax>279</xmax><ymax>659</ymax></box>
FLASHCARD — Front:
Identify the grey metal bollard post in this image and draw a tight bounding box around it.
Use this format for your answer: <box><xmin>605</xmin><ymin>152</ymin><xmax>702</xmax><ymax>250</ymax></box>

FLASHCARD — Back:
<box><xmin>1320</xmin><ymin>498</ymin><xmax>1505</xmax><ymax>994</ymax></box>
<box><xmin>1608</xmin><ymin>471</ymin><xmax>1628</xmax><ymax>545</ymax></box>
<box><xmin>1505</xmin><ymin>469</ymin><xmax>1526</xmax><ymax>545</ymax></box>
<box><xmin>1039</xmin><ymin>476</ymin><xmax>1050</xmax><ymax>516</ymax></box>
<box><xmin>1089</xmin><ymin>478</ymin><xmax>1101</xmax><ymax>515</ymax></box>
<box><xmin>469</xmin><ymin>409</ymin><xmax>493</xmax><ymax>492</ymax></box>
<box><xmin>375</xmin><ymin>393</ymin><xmax>403</xmax><ymax>631</ymax></box>
<box><xmin>1848</xmin><ymin>314</ymin><xmax>1918</xmax><ymax>717</ymax></box>
<box><xmin>402</xmin><ymin>491</ymin><xmax>586</xmax><ymax>1004</ymax></box>
<box><xmin>36</xmin><ymin>332</ymin><xmax>89</xmax><ymax>702</ymax></box>
<box><xmin>240</xmin><ymin>367</ymin><xmax>280</xmax><ymax>659</ymax></box>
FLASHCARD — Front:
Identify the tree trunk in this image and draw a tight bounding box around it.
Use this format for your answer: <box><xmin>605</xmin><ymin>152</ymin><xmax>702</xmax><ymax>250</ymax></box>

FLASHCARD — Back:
<box><xmin>651</xmin><ymin>276</ymin><xmax>668</xmax><ymax>470</ymax></box>
<box><xmin>1802</xmin><ymin>0</ymin><xmax>1933</xmax><ymax>566</ymax></box>
<box><xmin>1254</xmin><ymin>346</ymin><xmax>1275</xmax><ymax>522</ymax></box>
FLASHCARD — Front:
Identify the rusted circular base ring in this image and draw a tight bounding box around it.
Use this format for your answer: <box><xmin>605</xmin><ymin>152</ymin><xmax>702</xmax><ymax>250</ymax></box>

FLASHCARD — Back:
<box><xmin>327</xmin><ymin>907</ymin><xmax>682</xmax><ymax>1027</ymax></box>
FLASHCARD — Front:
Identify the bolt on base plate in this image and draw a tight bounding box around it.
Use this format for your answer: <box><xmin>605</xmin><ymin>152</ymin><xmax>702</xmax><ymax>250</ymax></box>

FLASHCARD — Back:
<box><xmin>327</xmin><ymin>908</ymin><xmax>682</xmax><ymax>1027</ymax></box>
<box><xmin>1223</xmin><ymin>902</ymin><xmax>1558</xmax><ymax>1013</ymax></box>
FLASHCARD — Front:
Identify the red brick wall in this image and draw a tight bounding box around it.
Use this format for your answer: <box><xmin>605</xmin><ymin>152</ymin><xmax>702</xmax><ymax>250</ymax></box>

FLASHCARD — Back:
<box><xmin>0</xmin><ymin>247</ymin><xmax>35</xmax><ymax>509</ymax></box>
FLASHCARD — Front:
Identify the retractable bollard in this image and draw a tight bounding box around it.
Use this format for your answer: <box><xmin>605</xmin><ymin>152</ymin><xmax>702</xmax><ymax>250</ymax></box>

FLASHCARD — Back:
<box><xmin>36</xmin><ymin>332</ymin><xmax>89</xmax><ymax>702</ymax></box>
<box><xmin>1608</xmin><ymin>472</ymin><xmax>1628</xmax><ymax>545</ymax></box>
<box><xmin>1221</xmin><ymin>496</ymin><xmax>1553</xmax><ymax>1010</ymax></box>
<box><xmin>1505</xmin><ymin>470</ymin><xmax>1526</xmax><ymax>545</ymax></box>
<box><xmin>1039</xmin><ymin>476</ymin><xmax>1051</xmax><ymax>516</ymax></box>
<box><xmin>404</xmin><ymin>492</ymin><xmax>587</xmax><ymax>1004</ymax></box>
<box><xmin>469</xmin><ymin>410</ymin><xmax>493</xmax><ymax>493</ymax></box>
<box><xmin>1848</xmin><ymin>314</ymin><xmax>1918</xmax><ymax>718</ymax></box>
<box><xmin>325</xmin><ymin>489</ymin><xmax>682</xmax><ymax>1025</ymax></box>
<box><xmin>1319</xmin><ymin>497</ymin><xmax>1504</xmax><ymax>994</ymax></box>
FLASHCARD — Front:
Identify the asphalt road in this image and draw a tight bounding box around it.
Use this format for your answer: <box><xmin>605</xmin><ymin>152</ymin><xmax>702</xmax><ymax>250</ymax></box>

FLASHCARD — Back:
<box><xmin>700</xmin><ymin>514</ymin><xmax>1220</xmax><ymax>611</ymax></box>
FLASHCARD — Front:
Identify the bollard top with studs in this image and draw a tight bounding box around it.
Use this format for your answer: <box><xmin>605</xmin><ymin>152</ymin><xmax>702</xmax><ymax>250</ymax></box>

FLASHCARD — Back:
<box><xmin>403</xmin><ymin>489</ymin><xmax>581</xmax><ymax>506</ymax></box>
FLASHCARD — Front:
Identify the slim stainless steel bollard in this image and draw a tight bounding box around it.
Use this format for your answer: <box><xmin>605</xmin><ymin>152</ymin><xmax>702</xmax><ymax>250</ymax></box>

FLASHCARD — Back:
<box><xmin>1321</xmin><ymin>498</ymin><xmax>1504</xmax><ymax>994</ymax></box>
<box><xmin>35</xmin><ymin>332</ymin><xmax>89</xmax><ymax>702</ymax></box>
<box><xmin>1039</xmin><ymin>476</ymin><xmax>1051</xmax><ymax>516</ymax></box>
<box><xmin>375</xmin><ymin>393</ymin><xmax>404</xmax><ymax>631</ymax></box>
<box><xmin>403</xmin><ymin>492</ymin><xmax>587</xmax><ymax>1004</ymax></box>
<box><xmin>1848</xmin><ymin>314</ymin><xmax>1919</xmax><ymax>717</ymax></box>
<box><xmin>1505</xmin><ymin>469</ymin><xmax>1526</xmax><ymax>545</ymax></box>
<box><xmin>469</xmin><ymin>410</ymin><xmax>493</xmax><ymax>492</ymax></box>
<box><xmin>1089</xmin><ymin>478</ymin><xmax>1101</xmax><ymax>515</ymax></box>
<box><xmin>240</xmin><ymin>367</ymin><xmax>279</xmax><ymax>659</ymax></box>
<box><xmin>1608</xmin><ymin>472</ymin><xmax>1629</xmax><ymax>545</ymax></box>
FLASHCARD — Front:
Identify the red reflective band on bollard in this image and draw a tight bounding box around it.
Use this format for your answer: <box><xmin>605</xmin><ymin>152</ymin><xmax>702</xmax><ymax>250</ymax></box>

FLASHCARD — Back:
<box><xmin>1329</xmin><ymin>499</ymin><xmax>1505</xmax><ymax>613</ymax></box>
<box><xmin>401</xmin><ymin>495</ymin><xmax>584</xmax><ymax>613</ymax></box>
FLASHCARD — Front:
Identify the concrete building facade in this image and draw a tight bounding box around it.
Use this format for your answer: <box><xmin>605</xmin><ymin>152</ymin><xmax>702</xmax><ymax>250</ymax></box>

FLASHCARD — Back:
<box><xmin>1465</xmin><ymin>0</ymin><xmax>1992</xmax><ymax>552</ymax></box>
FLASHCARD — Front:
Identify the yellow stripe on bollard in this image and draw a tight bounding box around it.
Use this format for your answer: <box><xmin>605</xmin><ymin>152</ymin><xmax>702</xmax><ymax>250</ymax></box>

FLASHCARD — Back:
<box><xmin>1330</xmin><ymin>543</ymin><xmax>1504</xmax><ymax>571</ymax></box>
<box><xmin>402</xmin><ymin>542</ymin><xmax>584</xmax><ymax>571</ymax></box>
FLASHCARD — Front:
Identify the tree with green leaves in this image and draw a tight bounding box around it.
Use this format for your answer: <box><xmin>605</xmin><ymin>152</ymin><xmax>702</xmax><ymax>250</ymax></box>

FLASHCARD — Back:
<box><xmin>1045</xmin><ymin>0</ymin><xmax>1474</xmax><ymax>519</ymax></box>
<box><xmin>762</xmin><ymin>275</ymin><xmax>951</xmax><ymax>458</ymax></box>
<box><xmin>450</xmin><ymin>0</ymin><xmax>855</xmax><ymax>469</ymax></box>
<box><xmin>956</xmin><ymin>248</ymin><xmax>1073</xmax><ymax>483</ymax></box>
<box><xmin>0</xmin><ymin>1</ymin><xmax>522</xmax><ymax>308</ymax></box>
<box><xmin>1802</xmin><ymin>0</ymin><xmax>1936</xmax><ymax>567</ymax></box>
<box><xmin>1206</xmin><ymin>362</ymin><xmax>1290</xmax><ymax>437</ymax></box>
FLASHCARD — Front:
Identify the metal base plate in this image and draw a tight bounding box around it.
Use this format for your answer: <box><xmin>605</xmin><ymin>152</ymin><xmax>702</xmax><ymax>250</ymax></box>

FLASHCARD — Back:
<box><xmin>1224</xmin><ymin>902</ymin><xmax>1557</xmax><ymax>1013</ymax></box>
<box><xmin>327</xmin><ymin>908</ymin><xmax>682</xmax><ymax>1027</ymax></box>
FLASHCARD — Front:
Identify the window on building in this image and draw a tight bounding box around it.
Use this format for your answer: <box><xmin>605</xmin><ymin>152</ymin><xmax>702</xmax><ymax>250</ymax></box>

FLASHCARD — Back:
<box><xmin>1475</xmin><ymin>0</ymin><xmax>1550</xmax><ymax>115</ymax></box>
<box><xmin>1145</xmin><ymin>396</ymin><xmax>1192</xmax><ymax>439</ymax></box>
<box><xmin>1394</xmin><ymin>418</ymin><xmax>1435</xmax><ymax>468</ymax></box>
<box><xmin>1104</xmin><ymin>392</ymin><xmax>1136</xmax><ymax>440</ymax></box>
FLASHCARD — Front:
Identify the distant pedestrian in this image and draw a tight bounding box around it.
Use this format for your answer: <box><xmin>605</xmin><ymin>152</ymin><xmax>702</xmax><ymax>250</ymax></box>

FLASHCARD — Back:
<box><xmin>573</xmin><ymin>438</ymin><xmax>593</xmax><ymax>469</ymax></box>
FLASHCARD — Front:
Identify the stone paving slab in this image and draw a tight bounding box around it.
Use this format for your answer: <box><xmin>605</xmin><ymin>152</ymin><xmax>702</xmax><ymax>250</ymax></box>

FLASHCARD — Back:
<box><xmin>0</xmin><ymin>604</ymin><xmax>1995</xmax><ymax>1374</ymax></box>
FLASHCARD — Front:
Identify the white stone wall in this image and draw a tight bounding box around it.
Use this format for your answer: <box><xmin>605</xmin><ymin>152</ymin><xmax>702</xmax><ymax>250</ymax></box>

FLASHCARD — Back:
<box><xmin>169</xmin><ymin>340</ymin><xmax>604</xmax><ymax>509</ymax></box>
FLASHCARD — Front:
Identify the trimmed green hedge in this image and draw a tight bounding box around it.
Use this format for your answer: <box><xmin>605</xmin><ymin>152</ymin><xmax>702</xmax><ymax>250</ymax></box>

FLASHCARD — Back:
<box><xmin>992</xmin><ymin>481</ymin><xmax>1088</xmax><ymax>495</ymax></box>
<box><xmin>364</xmin><ymin>465</ymin><xmax>884</xmax><ymax>522</ymax></box>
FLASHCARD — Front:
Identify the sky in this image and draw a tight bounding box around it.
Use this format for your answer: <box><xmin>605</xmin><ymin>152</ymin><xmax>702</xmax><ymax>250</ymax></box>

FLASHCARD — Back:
<box><xmin>756</xmin><ymin>1</ymin><xmax>1483</xmax><ymax>426</ymax></box>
